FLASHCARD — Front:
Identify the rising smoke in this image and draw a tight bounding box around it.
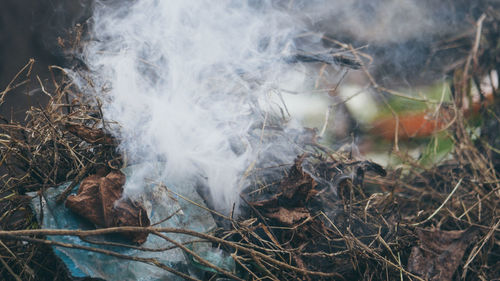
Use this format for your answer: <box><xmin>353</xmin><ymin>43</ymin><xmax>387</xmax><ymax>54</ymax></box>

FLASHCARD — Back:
<box><xmin>73</xmin><ymin>0</ymin><xmax>474</xmax><ymax>212</ymax></box>
<box><xmin>74</xmin><ymin>0</ymin><xmax>321</xmax><ymax>212</ymax></box>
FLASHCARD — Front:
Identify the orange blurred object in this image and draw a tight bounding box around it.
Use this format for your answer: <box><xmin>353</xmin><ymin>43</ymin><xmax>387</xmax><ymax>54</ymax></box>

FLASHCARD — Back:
<box><xmin>371</xmin><ymin>93</ymin><xmax>495</xmax><ymax>141</ymax></box>
<box><xmin>370</xmin><ymin>71</ymin><xmax>498</xmax><ymax>141</ymax></box>
<box><xmin>371</xmin><ymin>112</ymin><xmax>448</xmax><ymax>140</ymax></box>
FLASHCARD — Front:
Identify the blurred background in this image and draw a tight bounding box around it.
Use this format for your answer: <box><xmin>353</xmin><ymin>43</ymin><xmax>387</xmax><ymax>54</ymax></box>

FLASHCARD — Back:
<box><xmin>0</xmin><ymin>0</ymin><xmax>91</xmax><ymax>120</ymax></box>
<box><xmin>0</xmin><ymin>0</ymin><xmax>496</xmax><ymax>164</ymax></box>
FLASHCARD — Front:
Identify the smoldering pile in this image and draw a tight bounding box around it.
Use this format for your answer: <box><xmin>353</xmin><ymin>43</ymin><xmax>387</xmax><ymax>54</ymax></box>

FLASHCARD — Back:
<box><xmin>0</xmin><ymin>1</ymin><xmax>500</xmax><ymax>281</ymax></box>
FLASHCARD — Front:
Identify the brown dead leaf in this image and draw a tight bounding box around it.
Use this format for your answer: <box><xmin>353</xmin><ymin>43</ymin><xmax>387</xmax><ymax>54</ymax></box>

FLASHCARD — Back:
<box><xmin>408</xmin><ymin>228</ymin><xmax>478</xmax><ymax>281</ymax></box>
<box><xmin>65</xmin><ymin>123</ymin><xmax>114</xmax><ymax>145</ymax></box>
<box><xmin>251</xmin><ymin>155</ymin><xmax>317</xmax><ymax>227</ymax></box>
<box><xmin>65</xmin><ymin>170</ymin><xmax>150</xmax><ymax>244</ymax></box>
<box><xmin>264</xmin><ymin>207</ymin><xmax>311</xmax><ymax>225</ymax></box>
<box><xmin>280</xmin><ymin>155</ymin><xmax>318</xmax><ymax>206</ymax></box>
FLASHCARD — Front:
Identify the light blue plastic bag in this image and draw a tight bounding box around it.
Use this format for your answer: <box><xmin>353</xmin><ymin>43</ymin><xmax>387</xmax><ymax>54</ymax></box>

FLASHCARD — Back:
<box><xmin>29</xmin><ymin>163</ymin><xmax>234</xmax><ymax>281</ymax></box>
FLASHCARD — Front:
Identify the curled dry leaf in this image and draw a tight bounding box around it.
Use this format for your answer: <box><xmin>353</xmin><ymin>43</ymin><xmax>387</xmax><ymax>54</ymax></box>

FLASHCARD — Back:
<box><xmin>408</xmin><ymin>227</ymin><xmax>478</xmax><ymax>281</ymax></box>
<box><xmin>65</xmin><ymin>170</ymin><xmax>150</xmax><ymax>244</ymax></box>
<box><xmin>251</xmin><ymin>155</ymin><xmax>318</xmax><ymax>226</ymax></box>
<box><xmin>263</xmin><ymin>207</ymin><xmax>311</xmax><ymax>226</ymax></box>
<box><xmin>65</xmin><ymin>123</ymin><xmax>115</xmax><ymax>145</ymax></box>
<box><xmin>280</xmin><ymin>155</ymin><xmax>318</xmax><ymax>206</ymax></box>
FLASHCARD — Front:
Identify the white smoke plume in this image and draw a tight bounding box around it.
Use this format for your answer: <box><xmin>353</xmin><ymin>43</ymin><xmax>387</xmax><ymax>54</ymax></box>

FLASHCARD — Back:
<box><xmin>75</xmin><ymin>0</ymin><xmax>322</xmax><ymax>212</ymax></box>
<box><xmin>288</xmin><ymin>0</ymin><xmax>467</xmax><ymax>43</ymax></box>
<box><xmin>73</xmin><ymin>0</ymin><xmax>468</xmax><ymax>212</ymax></box>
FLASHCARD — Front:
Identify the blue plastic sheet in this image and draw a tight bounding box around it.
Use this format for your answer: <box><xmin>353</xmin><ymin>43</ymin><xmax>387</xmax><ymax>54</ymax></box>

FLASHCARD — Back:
<box><xmin>29</xmin><ymin>163</ymin><xmax>234</xmax><ymax>280</ymax></box>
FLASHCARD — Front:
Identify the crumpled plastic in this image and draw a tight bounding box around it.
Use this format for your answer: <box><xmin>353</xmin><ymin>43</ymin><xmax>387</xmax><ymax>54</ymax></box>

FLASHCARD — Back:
<box><xmin>29</xmin><ymin>163</ymin><xmax>235</xmax><ymax>281</ymax></box>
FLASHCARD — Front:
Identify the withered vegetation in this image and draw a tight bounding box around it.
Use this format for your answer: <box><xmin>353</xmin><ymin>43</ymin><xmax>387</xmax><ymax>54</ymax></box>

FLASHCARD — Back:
<box><xmin>0</xmin><ymin>9</ymin><xmax>500</xmax><ymax>281</ymax></box>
